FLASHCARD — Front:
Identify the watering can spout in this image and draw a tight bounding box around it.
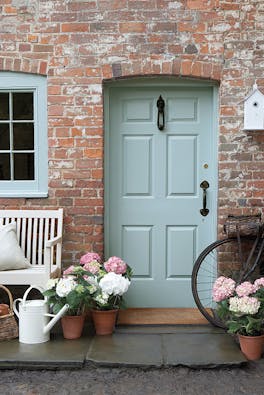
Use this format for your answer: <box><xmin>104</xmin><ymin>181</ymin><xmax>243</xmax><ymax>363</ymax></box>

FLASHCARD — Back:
<box><xmin>43</xmin><ymin>304</ymin><xmax>69</xmax><ymax>335</ymax></box>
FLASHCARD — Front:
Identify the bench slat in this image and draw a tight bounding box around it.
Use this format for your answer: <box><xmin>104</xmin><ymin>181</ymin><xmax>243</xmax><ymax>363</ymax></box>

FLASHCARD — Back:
<box><xmin>32</xmin><ymin>218</ymin><xmax>38</xmax><ymax>265</ymax></box>
<box><xmin>26</xmin><ymin>218</ymin><xmax>32</xmax><ymax>261</ymax></box>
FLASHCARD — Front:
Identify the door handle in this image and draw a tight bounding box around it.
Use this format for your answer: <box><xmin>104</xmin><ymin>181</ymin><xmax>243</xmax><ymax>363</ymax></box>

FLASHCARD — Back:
<box><xmin>157</xmin><ymin>95</ymin><xmax>165</xmax><ymax>131</ymax></box>
<box><xmin>200</xmin><ymin>180</ymin><xmax>209</xmax><ymax>217</ymax></box>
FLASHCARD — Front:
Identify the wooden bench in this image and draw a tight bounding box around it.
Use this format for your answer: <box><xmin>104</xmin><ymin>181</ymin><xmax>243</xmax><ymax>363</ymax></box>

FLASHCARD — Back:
<box><xmin>0</xmin><ymin>208</ymin><xmax>63</xmax><ymax>288</ymax></box>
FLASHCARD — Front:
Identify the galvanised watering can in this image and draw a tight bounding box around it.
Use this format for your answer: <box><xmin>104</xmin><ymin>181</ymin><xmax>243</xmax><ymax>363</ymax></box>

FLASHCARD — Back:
<box><xmin>13</xmin><ymin>285</ymin><xmax>69</xmax><ymax>344</ymax></box>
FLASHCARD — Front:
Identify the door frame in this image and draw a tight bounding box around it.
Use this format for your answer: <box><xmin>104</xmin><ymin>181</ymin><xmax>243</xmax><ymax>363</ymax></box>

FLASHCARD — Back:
<box><xmin>104</xmin><ymin>77</ymin><xmax>219</xmax><ymax>323</ymax></box>
<box><xmin>104</xmin><ymin>76</ymin><xmax>219</xmax><ymax>260</ymax></box>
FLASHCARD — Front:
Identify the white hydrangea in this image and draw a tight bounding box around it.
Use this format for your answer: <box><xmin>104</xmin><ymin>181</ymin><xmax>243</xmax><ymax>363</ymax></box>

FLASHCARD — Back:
<box><xmin>45</xmin><ymin>278</ymin><xmax>59</xmax><ymax>290</ymax></box>
<box><xmin>95</xmin><ymin>292</ymin><xmax>109</xmax><ymax>305</ymax></box>
<box><xmin>85</xmin><ymin>275</ymin><xmax>98</xmax><ymax>287</ymax></box>
<box><xmin>99</xmin><ymin>272</ymin><xmax>130</xmax><ymax>296</ymax></box>
<box><xmin>229</xmin><ymin>296</ymin><xmax>260</xmax><ymax>316</ymax></box>
<box><xmin>56</xmin><ymin>277</ymin><xmax>77</xmax><ymax>298</ymax></box>
<box><xmin>88</xmin><ymin>285</ymin><xmax>97</xmax><ymax>294</ymax></box>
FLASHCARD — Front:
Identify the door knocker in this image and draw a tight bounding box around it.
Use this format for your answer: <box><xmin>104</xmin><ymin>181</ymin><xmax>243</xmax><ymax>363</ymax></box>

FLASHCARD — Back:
<box><xmin>157</xmin><ymin>95</ymin><xmax>165</xmax><ymax>131</ymax></box>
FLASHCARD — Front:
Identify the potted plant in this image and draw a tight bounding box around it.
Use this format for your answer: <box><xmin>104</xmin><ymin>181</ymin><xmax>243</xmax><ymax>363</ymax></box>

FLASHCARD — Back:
<box><xmin>80</xmin><ymin>253</ymin><xmax>132</xmax><ymax>335</ymax></box>
<box><xmin>43</xmin><ymin>265</ymin><xmax>93</xmax><ymax>339</ymax></box>
<box><xmin>213</xmin><ymin>276</ymin><xmax>264</xmax><ymax>360</ymax></box>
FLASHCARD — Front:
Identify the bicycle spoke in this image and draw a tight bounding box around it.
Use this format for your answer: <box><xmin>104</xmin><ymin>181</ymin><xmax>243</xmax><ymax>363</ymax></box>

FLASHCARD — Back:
<box><xmin>191</xmin><ymin>237</ymin><xmax>256</xmax><ymax>328</ymax></box>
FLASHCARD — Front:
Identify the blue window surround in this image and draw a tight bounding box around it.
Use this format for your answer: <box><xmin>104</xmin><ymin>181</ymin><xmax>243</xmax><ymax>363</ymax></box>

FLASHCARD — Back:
<box><xmin>0</xmin><ymin>72</ymin><xmax>48</xmax><ymax>198</ymax></box>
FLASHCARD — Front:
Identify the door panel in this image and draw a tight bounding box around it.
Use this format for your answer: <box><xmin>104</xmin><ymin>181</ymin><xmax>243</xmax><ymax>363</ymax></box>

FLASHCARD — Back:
<box><xmin>105</xmin><ymin>85</ymin><xmax>217</xmax><ymax>308</ymax></box>
<box><xmin>168</xmin><ymin>135</ymin><xmax>197</xmax><ymax>194</ymax></box>
<box><xmin>167</xmin><ymin>226</ymin><xmax>196</xmax><ymax>277</ymax></box>
<box><xmin>123</xmin><ymin>225</ymin><xmax>152</xmax><ymax>277</ymax></box>
<box><xmin>123</xmin><ymin>136</ymin><xmax>152</xmax><ymax>195</ymax></box>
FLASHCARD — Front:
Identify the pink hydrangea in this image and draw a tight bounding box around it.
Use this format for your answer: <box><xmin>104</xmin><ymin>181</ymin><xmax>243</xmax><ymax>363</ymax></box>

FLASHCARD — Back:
<box><xmin>63</xmin><ymin>265</ymin><xmax>75</xmax><ymax>276</ymax></box>
<box><xmin>83</xmin><ymin>260</ymin><xmax>101</xmax><ymax>274</ymax></box>
<box><xmin>212</xmin><ymin>276</ymin><xmax>236</xmax><ymax>302</ymax></box>
<box><xmin>254</xmin><ymin>277</ymin><xmax>264</xmax><ymax>291</ymax></box>
<box><xmin>104</xmin><ymin>256</ymin><xmax>127</xmax><ymax>274</ymax></box>
<box><xmin>236</xmin><ymin>281</ymin><xmax>255</xmax><ymax>297</ymax></box>
<box><xmin>80</xmin><ymin>252</ymin><xmax>101</xmax><ymax>265</ymax></box>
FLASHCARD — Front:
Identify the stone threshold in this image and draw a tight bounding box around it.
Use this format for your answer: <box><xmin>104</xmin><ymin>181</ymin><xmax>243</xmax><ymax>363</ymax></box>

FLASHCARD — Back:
<box><xmin>0</xmin><ymin>325</ymin><xmax>247</xmax><ymax>370</ymax></box>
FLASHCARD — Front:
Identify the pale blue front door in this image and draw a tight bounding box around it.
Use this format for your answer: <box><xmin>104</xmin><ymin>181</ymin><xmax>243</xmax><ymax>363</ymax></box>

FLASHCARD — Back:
<box><xmin>105</xmin><ymin>81</ymin><xmax>217</xmax><ymax>308</ymax></box>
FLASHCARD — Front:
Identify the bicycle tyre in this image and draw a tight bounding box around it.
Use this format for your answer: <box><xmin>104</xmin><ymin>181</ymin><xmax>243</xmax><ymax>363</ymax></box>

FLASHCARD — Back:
<box><xmin>191</xmin><ymin>237</ymin><xmax>262</xmax><ymax>328</ymax></box>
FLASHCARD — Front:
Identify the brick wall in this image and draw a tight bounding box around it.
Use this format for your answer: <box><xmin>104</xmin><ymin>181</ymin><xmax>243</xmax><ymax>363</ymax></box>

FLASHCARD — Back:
<box><xmin>0</xmin><ymin>0</ymin><xmax>263</xmax><ymax>265</ymax></box>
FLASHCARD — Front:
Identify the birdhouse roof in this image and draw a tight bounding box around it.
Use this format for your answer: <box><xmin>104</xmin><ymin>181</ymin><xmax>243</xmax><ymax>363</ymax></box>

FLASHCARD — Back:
<box><xmin>244</xmin><ymin>84</ymin><xmax>264</xmax><ymax>102</ymax></box>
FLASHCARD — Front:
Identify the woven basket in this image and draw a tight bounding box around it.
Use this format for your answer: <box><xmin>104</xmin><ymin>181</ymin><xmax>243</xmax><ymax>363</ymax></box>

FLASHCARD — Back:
<box><xmin>0</xmin><ymin>285</ymin><xmax>18</xmax><ymax>341</ymax></box>
<box><xmin>224</xmin><ymin>214</ymin><xmax>262</xmax><ymax>238</ymax></box>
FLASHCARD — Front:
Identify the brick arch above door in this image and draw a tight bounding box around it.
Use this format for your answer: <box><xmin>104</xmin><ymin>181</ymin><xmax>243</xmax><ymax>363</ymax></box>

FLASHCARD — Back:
<box><xmin>105</xmin><ymin>58</ymin><xmax>222</xmax><ymax>82</ymax></box>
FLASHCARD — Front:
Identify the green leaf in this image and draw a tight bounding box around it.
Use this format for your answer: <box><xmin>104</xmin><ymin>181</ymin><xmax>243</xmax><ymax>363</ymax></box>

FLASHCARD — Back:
<box><xmin>52</xmin><ymin>302</ymin><xmax>65</xmax><ymax>314</ymax></box>
<box><xmin>43</xmin><ymin>289</ymin><xmax>56</xmax><ymax>297</ymax></box>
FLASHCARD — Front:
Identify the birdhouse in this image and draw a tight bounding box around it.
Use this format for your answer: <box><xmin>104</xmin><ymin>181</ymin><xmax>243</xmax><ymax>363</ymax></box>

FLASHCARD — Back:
<box><xmin>244</xmin><ymin>84</ymin><xmax>264</xmax><ymax>130</ymax></box>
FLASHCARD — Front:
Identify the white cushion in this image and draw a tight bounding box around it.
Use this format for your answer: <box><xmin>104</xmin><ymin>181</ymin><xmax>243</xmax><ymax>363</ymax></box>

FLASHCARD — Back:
<box><xmin>0</xmin><ymin>222</ymin><xmax>31</xmax><ymax>270</ymax></box>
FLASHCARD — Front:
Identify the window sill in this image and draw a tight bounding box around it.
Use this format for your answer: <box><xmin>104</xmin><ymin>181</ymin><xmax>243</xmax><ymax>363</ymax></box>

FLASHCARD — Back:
<box><xmin>0</xmin><ymin>192</ymin><xmax>48</xmax><ymax>198</ymax></box>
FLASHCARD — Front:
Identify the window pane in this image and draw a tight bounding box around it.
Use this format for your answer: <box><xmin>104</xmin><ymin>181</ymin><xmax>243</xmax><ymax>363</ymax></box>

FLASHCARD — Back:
<box><xmin>0</xmin><ymin>153</ymin><xmax>10</xmax><ymax>180</ymax></box>
<box><xmin>13</xmin><ymin>123</ymin><xmax>34</xmax><ymax>150</ymax></box>
<box><xmin>14</xmin><ymin>153</ymin><xmax>34</xmax><ymax>180</ymax></box>
<box><xmin>0</xmin><ymin>93</ymin><xmax>9</xmax><ymax>120</ymax></box>
<box><xmin>0</xmin><ymin>124</ymin><xmax>10</xmax><ymax>150</ymax></box>
<box><xmin>13</xmin><ymin>93</ymin><xmax>33</xmax><ymax>120</ymax></box>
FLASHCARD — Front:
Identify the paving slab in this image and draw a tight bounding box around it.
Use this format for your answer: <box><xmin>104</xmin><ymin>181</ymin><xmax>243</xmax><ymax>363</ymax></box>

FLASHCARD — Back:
<box><xmin>86</xmin><ymin>325</ymin><xmax>247</xmax><ymax>368</ymax></box>
<box><xmin>162</xmin><ymin>333</ymin><xmax>247</xmax><ymax>368</ymax></box>
<box><xmin>0</xmin><ymin>335</ymin><xmax>93</xmax><ymax>369</ymax></box>
<box><xmin>86</xmin><ymin>333</ymin><xmax>163</xmax><ymax>367</ymax></box>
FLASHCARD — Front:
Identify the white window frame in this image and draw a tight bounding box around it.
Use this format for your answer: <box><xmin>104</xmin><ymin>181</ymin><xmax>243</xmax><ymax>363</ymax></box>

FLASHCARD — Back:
<box><xmin>0</xmin><ymin>72</ymin><xmax>48</xmax><ymax>198</ymax></box>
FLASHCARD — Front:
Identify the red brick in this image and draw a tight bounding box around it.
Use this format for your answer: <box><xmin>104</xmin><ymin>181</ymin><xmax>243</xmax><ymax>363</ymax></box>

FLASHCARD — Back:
<box><xmin>13</xmin><ymin>58</ymin><xmax>21</xmax><ymax>71</ymax></box>
<box><xmin>178</xmin><ymin>22</ymin><xmax>206</xmax><ymax>33</ymax></box>
<box><xmin>61</xmin><ymin>23</ymin><xmax>89</xmax><ymax>32</ymax></box>
<box><xmin>181</xmin><ymin>60</ymin><xmax>192</xmax><ymax>76</ymax></box>
<box><xmin>3</xmin><ymin>6</ymin><xmax>17</xmax><ymax>14</ymax></box>
<box><xmin>187</xmin><ymin>0</ymin><xmax>216</xmax><ymax>9</ymax></box>
<box><xmin>221</xmin><ymin>2</ymin><xmax>240</xmax><ymax>10</ymax></box>
<box><xmin>48</xmin><ymin>85</ymin><xmax>61</xmax><ymax>95</ymax></box>
<box><xmin>39</xmin><ymin>61</ymin><xmax>47</xmax><ymax>75</ymax></box>
<box><xmin>19</xmin><ymin>43</ymin><xmax>31</xmax><ymax>51</ymax></box>
<box><xmin>119</xmin><ymin>22</ymin><xmax>146</xmax><ymax>33</ymax></box>
<box><xmin>48</xmin><ymin>105</ymin><xmax>64</xmax><ymax>116</ymax></box>
<box><xmin>162</xmin><ymin>61</ymin><xmax>172</xmax><ymax>74</ymax></box>
<box><xmin>202</xmin><ymin>62</ymin><xmax>212</xmax><ymax>78</ymax></box>
<box><xmin>83</xmin><ymin>148</ymin><xmax>103</xmax><ymax>159</ymax></box>
<box><xmin>28</xmin><ymin>34</ymin><xmax>38</xmax><ymax>42</ymax></box>
<box><xmin>68</xmin><ymin>1</ymin><xmax>97</xmax><ymax>11</ymax></box>
<box><xmin>33</xmin><ymin>44</ymin><xmax>54</xmax><ymax>52</ymax></box>
<box><xmin>191</xmin><ymin>62</ymin><xmax>202</xmax><ymax>77</ymax></box>
<box><xmin>220</xmin><ymin>106</ymin><xmax>237</xmax><ymax>116</ymax></box>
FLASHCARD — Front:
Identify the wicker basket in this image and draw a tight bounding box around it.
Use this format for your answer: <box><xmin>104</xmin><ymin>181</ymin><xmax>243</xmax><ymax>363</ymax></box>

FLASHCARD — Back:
<box><xmin>0</xmin><ymin>285</ymin><xmax>18</xmax><ymax>341</ymax></box>
<box><xmin>224</xmin><ymin>214</ymin><xmax>262</xmax><ymax>238</ymax></box>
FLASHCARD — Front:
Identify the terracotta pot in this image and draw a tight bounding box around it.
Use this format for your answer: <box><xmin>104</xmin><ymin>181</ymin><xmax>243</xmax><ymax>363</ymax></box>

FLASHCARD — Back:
<box><xmin>91</xmin><ymin>309</ymin><xmax>118</xmax><ymax>335</ymax></box>
<box><xmin>61</xmin><ymin>315</ymin><xmax>85</xmax><ymax>340</ymax></box>
<box><xmin>238</xmin><ymin>334</ymin><xmax>264</xmax><ymax>361</ymax></box>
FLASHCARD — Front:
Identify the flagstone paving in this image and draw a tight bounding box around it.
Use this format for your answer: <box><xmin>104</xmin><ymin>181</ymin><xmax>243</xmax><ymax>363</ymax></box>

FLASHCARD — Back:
<box><xmin>0</xmin><ymin>325</ymin><xmax>247</xmax><ymax>370</ymax></box>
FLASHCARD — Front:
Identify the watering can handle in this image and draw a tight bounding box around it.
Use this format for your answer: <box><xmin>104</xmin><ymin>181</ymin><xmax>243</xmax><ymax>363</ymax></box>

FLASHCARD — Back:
<box><xmin>13</xmin><ymin>298</ymin><xmax>23</xmax><ymax>318</ymax></box>
<box><xmin>22</xmin><ymin>285</ymin><xmax>47</xmax><ymax>305</ymax></box>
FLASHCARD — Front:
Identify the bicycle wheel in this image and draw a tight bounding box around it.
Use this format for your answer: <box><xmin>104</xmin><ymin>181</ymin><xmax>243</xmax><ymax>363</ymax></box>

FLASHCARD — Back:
<box><xmin>192</xmin><ymin>237</ymin><xmax>264</xmax><ymax>328</ymax></box>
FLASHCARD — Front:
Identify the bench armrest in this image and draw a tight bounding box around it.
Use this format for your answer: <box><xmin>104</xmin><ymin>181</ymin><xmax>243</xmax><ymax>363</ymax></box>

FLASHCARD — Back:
<box><xmin>45</xmin><ymin>235</ymin><xmax>62</xmax><ymax>248</ymax></box>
